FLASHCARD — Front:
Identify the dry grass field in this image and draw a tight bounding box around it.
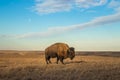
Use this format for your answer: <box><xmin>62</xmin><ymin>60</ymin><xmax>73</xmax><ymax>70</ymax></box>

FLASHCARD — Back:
<box><xmin>0</xmin><ymin>50</ymin><xmax>120</xmax><ymax>80</ymax></box>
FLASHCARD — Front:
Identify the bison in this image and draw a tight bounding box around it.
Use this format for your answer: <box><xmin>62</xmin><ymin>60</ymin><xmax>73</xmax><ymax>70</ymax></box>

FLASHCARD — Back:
<box><xmin>45</xmin><ymin>43</ymin><xmax>75</xmax><ymax>64</ymax></box>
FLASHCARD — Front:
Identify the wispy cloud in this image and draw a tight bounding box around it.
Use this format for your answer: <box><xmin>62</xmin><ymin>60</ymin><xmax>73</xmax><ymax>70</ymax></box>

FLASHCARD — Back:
<box><xmin>16</xmin><ymin>12</ymin><xmax>120</xmax><ymax>38</ymax></box>
<box><xmin>0</xmin><ymin>34</ymin><xmax>17</xmax><ymax>38</ymax></box>
<box><xmin>32</xmin><ymin>0</ymin><xmax>107</xmax><ymax>14</ymax></box>
<box><xmin>108</xmin><ymin>0</ymin><xmax>120</xmax><ymax>8</ymax></box>
<box><xmin>1</xmin><ymin>11</ymin><xmax>120</xmax><ymax>39</ymax></box>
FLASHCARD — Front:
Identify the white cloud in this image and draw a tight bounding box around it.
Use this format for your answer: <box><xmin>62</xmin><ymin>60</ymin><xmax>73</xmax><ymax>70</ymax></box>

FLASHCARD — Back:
<box><xmin>108</xmin><ymin>0</ymin><xmax>120</xmax><ymax>12</ymax></box>
<box><xmin>32</xmin><ymin>0</ymin><xmax>120</xmax><ymax>14</ymax></box>
<box><xmin>16</xmin><ymin>26</ymin><xmax>75</xmax><ymax>38</ymax></box>
<box><xmin>33</xmin><ymin>0</ymin><xmax>72</xmax><ymax>14</ymax></box>
<box><xmin>108</xmin><ymin>0</ymin><xmax>120</xmax><ymax>8</ymax></box>
<box><xmin>33</xmin><ymin>0</ymin><xmax>108</xmax><ymax>14</ymax></box>
<box><xmin>75</xmin><ymin>0</ymin><xmax>107</xmax><ymax>8</ymax></box>
<box><xmin>1</xmin><ymin>11</ymin><xmax>120</xmax><ymax>39</ymax></box>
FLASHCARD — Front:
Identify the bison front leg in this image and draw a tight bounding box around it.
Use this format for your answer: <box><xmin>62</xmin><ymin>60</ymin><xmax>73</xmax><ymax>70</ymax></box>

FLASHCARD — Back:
<box><xmin>45</xmin><ymin>56</ymin><xmax>49</xmax><ymax>64</ymax></box>
<box><xmin>48</xmin><ymin>56</ymin><xmax>52</xmax><ymax>64</ymax></box>
<box><xmin>45</xmin><ymin>56</ymin><xmax>51</xmax><ymax>64</ymax></box>
<box><xmin>56</xmin><ymin>57</ymin><xmax>59</xmax><ymax>64</ymax></box>
<box><xmin>60</xmin><ymin>57</ymin><xmax>64</xmax><ymax>64</ymax></box>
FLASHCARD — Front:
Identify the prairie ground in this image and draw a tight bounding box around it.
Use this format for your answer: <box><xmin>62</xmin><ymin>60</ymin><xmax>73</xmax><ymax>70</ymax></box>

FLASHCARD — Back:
<box><xmin>0</xmin><ymin>51</ymin><xmax>120</xmax><ymax>80</ymax></box>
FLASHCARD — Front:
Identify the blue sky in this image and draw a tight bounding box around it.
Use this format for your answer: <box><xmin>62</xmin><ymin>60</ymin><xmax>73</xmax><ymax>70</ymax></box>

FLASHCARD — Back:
<box><xmin>0</xmin><ymin>0</ymin><xmax>120</xmax><ymax>51</ymax></box>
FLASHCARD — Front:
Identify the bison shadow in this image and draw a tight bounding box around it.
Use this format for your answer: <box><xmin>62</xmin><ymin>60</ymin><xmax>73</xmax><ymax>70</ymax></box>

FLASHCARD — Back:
<box><xmin>65</xmin><ymin>60</ymin><xmax>86</xmax><ymax>64</ymax></box>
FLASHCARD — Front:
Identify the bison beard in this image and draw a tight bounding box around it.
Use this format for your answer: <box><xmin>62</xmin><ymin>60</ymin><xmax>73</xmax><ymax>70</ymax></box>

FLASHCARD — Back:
<box><xmin>45</xmin><ymin>43</ymin><xmax>75</xmax><ymax>64</ymax></box>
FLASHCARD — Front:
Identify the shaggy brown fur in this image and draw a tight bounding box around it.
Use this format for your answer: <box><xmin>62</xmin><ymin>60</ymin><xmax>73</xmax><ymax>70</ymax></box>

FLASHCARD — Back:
<box><xmin>45</xmin><ymin>43</ymin><xmax>75</xmax><ymax>64</ymax></box>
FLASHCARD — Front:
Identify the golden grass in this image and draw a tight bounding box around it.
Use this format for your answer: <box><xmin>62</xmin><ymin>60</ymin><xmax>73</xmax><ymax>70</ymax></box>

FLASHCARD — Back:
<box><xmin>0</xmin><ymin>51</ymin><xmax>120</xmax><ymax>80</ymax></box>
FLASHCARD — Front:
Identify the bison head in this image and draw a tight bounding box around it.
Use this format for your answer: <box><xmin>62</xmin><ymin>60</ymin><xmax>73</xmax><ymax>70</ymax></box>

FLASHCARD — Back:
<box><xmin>68</xmin><ymin>47</ymin><xmax>75</xmax><ymax>60</ymax></box>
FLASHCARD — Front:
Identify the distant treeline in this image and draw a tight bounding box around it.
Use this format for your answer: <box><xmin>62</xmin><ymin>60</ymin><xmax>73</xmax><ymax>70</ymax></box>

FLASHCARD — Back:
<box><xmin>76</xmin><ymin>51</ymin><xmax>120</xmax><ymax>57</ymax></box>
<box><xmin>0</xmin><ymin>50</ymin><xmax>120</xmax><ymax>57</ymax></box>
